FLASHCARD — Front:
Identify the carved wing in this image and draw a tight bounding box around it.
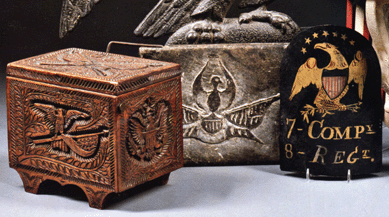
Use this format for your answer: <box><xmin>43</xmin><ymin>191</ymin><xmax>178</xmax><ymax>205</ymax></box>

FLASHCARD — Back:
<box><xmin>222</xmin><ymin>93</ymin><xmax>280</xmax><ymax>129</ymax></box>
<box><xmin>289</xmin><ymin>57</ymin><xmax>323</xmax><ymax>101</ymax></box>
<box><xmin>134</xmin><ymin>0</ymin><xmax>215</xmax><ymax>38</ymax></box>
<box><xmin>64</xmin><ymin>109</ymin><xmax>90</xmax><ymax>129</ymax></box>
<box><xmin>33</xmin><ymin>103</ymin><xmax>57</xmax><ymax>124</ymax></box>
<box><xmin>129</xmin><ymin>117</ymin><xmax>145</xmax><ymax>146</ymax></box>
<box><xmin>218</xmin><ymin>59</ymin><xmax>236</xmax><ymax>111</ymax></box>
<box><xmin>183</xmin><ymin>105</ymin><xmax>201</xmax><ymax>124</ymax></box>
<box><xmin>182</xmin><ymin>105</ymin><xmax>202</xmax><ymax>138</ymax></box>
<box><xmin>27</xmin><ymin>103</ymin><xmax>57</xmax><ymax>138</ymax></box>
<box><xmin>225</xmin><ymin>123</ymin><xmax>264</xmax><ymax>144</ymax></box>
<box><xmin>348</xmin><ymin>50</ymin><xmax>368</xmax><ymax>100</ymax></box>
<box><xmin>156</xmin><ymin>102</ymin><xmax>169</xmax><ymax>143</ymax></box>
<box><xmin>193</xmin><ymin>60</ymin><xmax>211</xmax><ymax>111</ymax></box>
<box><xmin>59</xmin><ymin>0</ymin><xmax>100</xmax><ymax>38</ymax></box>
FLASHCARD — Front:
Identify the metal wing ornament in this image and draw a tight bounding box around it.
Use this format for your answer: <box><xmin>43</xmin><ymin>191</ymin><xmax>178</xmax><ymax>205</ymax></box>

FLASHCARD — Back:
<box><xmin>59</xmin><ymin>0</ymin><xmax>100</xmax><ymax>38</ymax></box>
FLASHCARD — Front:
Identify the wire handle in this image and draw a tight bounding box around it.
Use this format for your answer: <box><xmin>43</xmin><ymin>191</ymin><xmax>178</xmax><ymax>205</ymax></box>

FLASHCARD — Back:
<box><xmin>106</xmin><ymin>41</ymin><xmax>163</xmax><ymax>53</ymax></box>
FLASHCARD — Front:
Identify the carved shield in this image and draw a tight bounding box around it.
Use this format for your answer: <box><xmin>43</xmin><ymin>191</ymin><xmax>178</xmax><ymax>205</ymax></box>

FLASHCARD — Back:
<box><xmin>201</xmin><ymin>117</ymin><xmax>223</xmax><ymax>134</ymax></box>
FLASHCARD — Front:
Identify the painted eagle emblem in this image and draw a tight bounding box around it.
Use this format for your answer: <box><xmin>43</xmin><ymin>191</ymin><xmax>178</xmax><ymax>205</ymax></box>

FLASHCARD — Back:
<box><xmin>289</xmin><ymin>42</ymin><xmax>367</xmax><ymax>121</ymax></box>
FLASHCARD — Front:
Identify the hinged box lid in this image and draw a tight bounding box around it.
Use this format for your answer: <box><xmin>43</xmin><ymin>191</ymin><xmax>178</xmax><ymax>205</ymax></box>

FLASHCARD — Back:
<box><xmin>6</xmin><ymin>48</ymin><xmax>180</xmax><ymax>95</ymax></box>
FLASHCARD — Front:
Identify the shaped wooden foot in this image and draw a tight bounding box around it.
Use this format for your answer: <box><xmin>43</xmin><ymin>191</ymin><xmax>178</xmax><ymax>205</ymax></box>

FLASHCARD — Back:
<box><xmin>17</xmin><ymin>171</ymin><xmax>44</xmax><ymax>194</ymax></box>
<box><xmin>156</xmin><ymin>173</ymin><xmax>170</xmax><ymax>186</ymax></box>
<box><xmin>83</xmin><ymin>187</ymin><xmax>112</xmax><ymax>209</ymax></box>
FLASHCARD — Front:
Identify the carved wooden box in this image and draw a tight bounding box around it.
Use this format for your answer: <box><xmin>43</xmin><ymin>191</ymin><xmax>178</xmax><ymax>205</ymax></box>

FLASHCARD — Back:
<box><xmin>6</xmin><ymin>48</ymin><xmax>183</xmax><ymax>208</ymax></box>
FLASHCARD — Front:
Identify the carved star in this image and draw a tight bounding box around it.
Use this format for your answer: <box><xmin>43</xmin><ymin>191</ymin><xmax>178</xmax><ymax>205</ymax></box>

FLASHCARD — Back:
<box><xmin>301</xmin><ymin>47</ymin><xmax>307</xmax><ymax>54</ymax></box>
<box><xmin>312</xmin><ymin>33</ymin><xmax>319</xmax><ymax>38</ymax></box>
<box><xmin>333</xmin><ymin>32</ymin><xmax>338</xmax><ymax>37</ymax></box>
<box><xmin>349</xmin><ymin>40</ymin><xmax>355</xmax><ymax>46</ymax></box>
<box><xmin>341</xmin><ymin>34</ymin><xmax>347</xmax><ymax>40</ymax></box>
<box><xmin>305</xmin><ymin>37</ymin><xmax>312</xmax><ymax>44</ymax></box>
<box><xmin>322</xmin><ymin>31</ymin><xmax>329</xmax><ymax>37</ymax></box>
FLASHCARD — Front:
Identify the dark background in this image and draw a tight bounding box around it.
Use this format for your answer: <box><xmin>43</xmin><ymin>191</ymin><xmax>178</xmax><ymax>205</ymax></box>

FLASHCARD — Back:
<box><xmin>0</xmin><ymin>0</ymin><xmax>347</xmax><ymax>98</ymax></box>
<box><xmin>0</xmin><ymin>0</ymin><xmax>346</xmax><ymax>64</ymax></box>
<box><xmin>0</xmin><ymin>0</ymin><xmax>347</xmax><ymax>138</ymax></box>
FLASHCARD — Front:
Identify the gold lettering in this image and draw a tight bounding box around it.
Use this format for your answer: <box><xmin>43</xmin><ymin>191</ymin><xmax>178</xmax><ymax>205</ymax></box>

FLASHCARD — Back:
<box><xmin>333</xmin><ymin>151</ymin><xmax>345</xmax><ymax>164</ymax></box>
<box><xmin>333</xmin><ymin>127</ymin><xmax>352</xmax><ymax>140</ymax></box>
<box><xmin>308</xmin><ymin>120</ymin><xmax>324</xmax><ymax>139</ymax></box>
<box><xmin>285</xmin><ymin>144</ymin><xmax>293</xmax><ymax>159</ymax></box>
<box><xmin>321</xmin><ymin>127</ymin><xmax>334</xmax><ymax>140</ymax></box>
<box><xmin>362</xmin><ymin>150</ymin><xmax>371</xmax><ymax>159</ymax></box>
<box><xmin>307</xmin><ymin>121</ymin><xmax>369</xmax><ymax>140</ymax></box>
<box><xmin>347</xmin><ymin>147</ymin><xmax>359</xmax><ymax>164</ymax></box>
<box><xmin>286</xmin><ymin>119</ymin><xmax>296</xmax><ymax>139</ymax></box>
<box><xmin>366</xmin><ymin>125</ymin><xmax>376</xmax><ymax>135</ymax></box>
<box><xmin>354</xmin><ymin>126</ymin><xmax>365</xmax><ymax>139</ymax></box>
<box><xmin>310</xmin><ymin>145</ymin><xmax>328</xmax><ymax>165</ymax></box>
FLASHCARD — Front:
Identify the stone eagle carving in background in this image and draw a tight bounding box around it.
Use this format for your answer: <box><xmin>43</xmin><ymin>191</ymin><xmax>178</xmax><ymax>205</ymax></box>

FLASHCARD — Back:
<box><xmin>59</xmin><ymin>0</ymin><xmax>100</xmax><ymax>38</ymax></box>
<box><xmin>59</xmin><ymin>0</ymin><xmax>299</xmax><ymax>44</ymax></box>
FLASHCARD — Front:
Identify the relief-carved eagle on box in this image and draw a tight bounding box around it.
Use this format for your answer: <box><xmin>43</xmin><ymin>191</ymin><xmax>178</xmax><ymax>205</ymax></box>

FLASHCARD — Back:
<box><xmin>127</xmin><ymin>97</ymin><xmax>172</xmax><ymax>162</ymax></box>
<box><xmin>26</xmin><ymin>102</ymin><xmax>109</xmax><ymax>158</ymax></box>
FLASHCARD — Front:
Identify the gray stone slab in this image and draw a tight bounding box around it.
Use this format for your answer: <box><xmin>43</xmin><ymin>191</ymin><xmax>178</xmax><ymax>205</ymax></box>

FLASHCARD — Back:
<box><xmin>140</xmin><ymin>43</ymin><xmax>287</xmax><ymax>166</ymax></box>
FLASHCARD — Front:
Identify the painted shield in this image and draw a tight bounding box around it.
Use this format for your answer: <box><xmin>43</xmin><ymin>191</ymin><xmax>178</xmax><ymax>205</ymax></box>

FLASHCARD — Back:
<box><xmin>322</xmin><ymin>74</ymin><xmax>348</xmax><ymax>99</ymax></box>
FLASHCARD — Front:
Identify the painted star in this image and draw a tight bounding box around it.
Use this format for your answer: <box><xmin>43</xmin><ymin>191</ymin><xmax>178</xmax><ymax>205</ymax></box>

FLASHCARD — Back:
<box><xmin>349</xmin><ymin>40</ymin><xmax>355</xmax><ymax>46</ymax></box>
<box><xmin>301</xmin><ymin>47</ymin><xmax>307</xmax><ymax>54</ymax></box>
<box><xmin>333</xmin><ymin>32</ymin><xmax>338</xmax><ymax>37</ymax></box>
<box><xmin>322</xmin><ymin>31</ymin><xmax>329</xmax><ymax>37</ymax></box>
<box><xmin>305</xmin><ymin>37</ymin><xmax>312</xmax><ymax>44</ymax></box>
<box><xmin>312</xmin><ymin>33</ymin><xmax>319</xmax><ymax>38</ymax></box>
<box><xmin>341</xmin><ymin>34</ymin><xmax>347</xmax><ymax>40</ymax></box>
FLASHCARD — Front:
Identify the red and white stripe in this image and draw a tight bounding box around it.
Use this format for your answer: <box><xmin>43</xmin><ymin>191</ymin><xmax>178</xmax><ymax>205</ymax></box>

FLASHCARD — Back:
<box><xmin>347</xmin><ymin>0</ymin><xmax>386</xmax><ymax>99</ymax></box>
<box><xmin>346</xmin><ymin>0</ymin><xmax>370</xmax><ymax>39</ymax></box>
<box><xmin>322</xmin><ymin>76</ymin><xmax>348</xmax><ymax>99</ymax></box>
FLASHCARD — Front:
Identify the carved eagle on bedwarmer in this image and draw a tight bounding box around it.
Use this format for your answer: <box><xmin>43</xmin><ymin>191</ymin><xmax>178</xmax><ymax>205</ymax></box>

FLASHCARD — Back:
<box><xmin>59</xmin><ymin>0</ymin><xmax>294</xmax><ymax>38</ymax></box>
<box><xmin>183</xmin><ymin>93</ymin><xmax>280</xmax><ymax>144</ymax></box>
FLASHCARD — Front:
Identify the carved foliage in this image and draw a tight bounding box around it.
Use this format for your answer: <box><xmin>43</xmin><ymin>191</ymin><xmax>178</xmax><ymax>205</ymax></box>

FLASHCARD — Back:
<box><xmin>120</xmin><ymin>78</ymin><xmax>182</xmax><ymax>190</ymax></box>
<box><xmin>8</xmin><ymin>79</ymin><xmax>113</xmax><ymax>185</ymax></box>
<box><xmin>21</xmin><ymin>48</ymin><xmax>167</xmax><ymax>81</ymax></box>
